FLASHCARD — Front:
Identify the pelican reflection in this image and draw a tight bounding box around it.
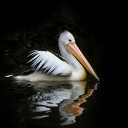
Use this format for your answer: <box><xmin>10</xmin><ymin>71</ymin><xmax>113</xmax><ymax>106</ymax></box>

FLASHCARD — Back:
<box><xmin>15</xmin><ymin>81</ymin><xmax>98</xmax><ymax>126</ymax></box>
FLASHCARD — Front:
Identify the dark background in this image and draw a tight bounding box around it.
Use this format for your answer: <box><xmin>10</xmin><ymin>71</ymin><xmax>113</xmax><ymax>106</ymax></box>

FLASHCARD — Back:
<box><xmin>0</xmin><ymin>1</ymin><xmax>122</xmax><ymax>128</ymax></box>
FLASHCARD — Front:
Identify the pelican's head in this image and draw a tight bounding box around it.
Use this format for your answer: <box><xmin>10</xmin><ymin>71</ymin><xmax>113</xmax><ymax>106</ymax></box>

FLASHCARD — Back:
<box><xmin>59</xmin><ymin>31</ymin><xmax>100</xmax><ymax>81</ymax></box>
<box><xmin>58</xmin><ymin>31</ymin><xmax>76</xmax><ymax>46</ymax></box>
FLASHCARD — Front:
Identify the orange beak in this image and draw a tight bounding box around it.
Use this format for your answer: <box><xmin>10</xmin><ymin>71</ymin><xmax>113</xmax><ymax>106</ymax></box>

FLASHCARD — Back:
<box><xmin>65</xmin><ymin>43</ymin><xmax>100</xmax><ymax>81</ymax></box>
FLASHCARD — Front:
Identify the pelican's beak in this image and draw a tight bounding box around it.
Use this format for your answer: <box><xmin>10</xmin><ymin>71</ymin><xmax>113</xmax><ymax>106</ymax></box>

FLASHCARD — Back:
<box><xmin>65</xmin><ymin>43</ymin><xmax>100</xmax><ymax>81</ymax></box>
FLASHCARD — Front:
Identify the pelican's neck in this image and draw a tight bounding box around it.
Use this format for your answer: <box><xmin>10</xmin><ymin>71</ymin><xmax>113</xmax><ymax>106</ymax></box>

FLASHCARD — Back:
<box><xmin>58</xmin><ymin>41</ymin><xmax>86</xmax><ymax>80</ymax></box>
<box><xmin>59</xmin><ymin>42</ymin><xmax>82</xmax><ymax>68</ymax></box>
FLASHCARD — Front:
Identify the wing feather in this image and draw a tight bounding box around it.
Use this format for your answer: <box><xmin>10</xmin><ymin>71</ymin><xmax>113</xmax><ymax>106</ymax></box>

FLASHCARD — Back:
<box><xmin>27</xmin><ymin>50</ymin><xmax>72</xmax><ymax>76</ymax></box>
<box><xmin>11</xmin><ymin>49</ymin><xmax>72</xmax><ymax>76</ymax></box>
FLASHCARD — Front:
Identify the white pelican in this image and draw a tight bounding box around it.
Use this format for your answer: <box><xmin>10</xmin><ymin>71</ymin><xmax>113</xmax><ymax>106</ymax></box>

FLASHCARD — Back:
<box><xmin>11</xmin><ymin>31</ymin><xmax>100</xmax><ymax>81</ymax></box>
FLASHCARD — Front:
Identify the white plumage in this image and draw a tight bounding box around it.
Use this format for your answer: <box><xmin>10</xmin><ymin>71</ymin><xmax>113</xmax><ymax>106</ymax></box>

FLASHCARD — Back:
<box><xmin>27</xmin><ymin>50</ymin><xmax>72</xmax><ymax>76</ymax></box>
<box><xmin>11</xmin><ymin>31</ymin><xmax>99</xmax><ymax>81</ymax></box>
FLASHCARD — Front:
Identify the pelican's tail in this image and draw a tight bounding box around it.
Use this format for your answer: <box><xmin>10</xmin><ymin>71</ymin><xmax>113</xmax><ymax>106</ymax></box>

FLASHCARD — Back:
<box><xmin>3</xmin><ymin>74</ymin><xmax>14</xmax><ymax>78</ymax></box>
<box><xmin>3</xmin><ymin>70</ymin><xmax>35</xmax><ymax>81</ymax></box>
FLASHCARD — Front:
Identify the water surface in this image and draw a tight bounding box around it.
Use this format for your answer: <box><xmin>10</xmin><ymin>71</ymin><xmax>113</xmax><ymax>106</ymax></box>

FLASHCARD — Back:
<box><xmin>0</xmin><ymin>79</ymin><xmax>100</xmax><ymax>128</ymax></box>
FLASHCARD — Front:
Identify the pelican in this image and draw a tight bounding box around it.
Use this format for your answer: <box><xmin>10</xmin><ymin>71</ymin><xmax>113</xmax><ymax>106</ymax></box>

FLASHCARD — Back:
<box><xmin>11</xmin><ymin>31</ymin><xmax>99</xmax><ymax>81</ymax></box>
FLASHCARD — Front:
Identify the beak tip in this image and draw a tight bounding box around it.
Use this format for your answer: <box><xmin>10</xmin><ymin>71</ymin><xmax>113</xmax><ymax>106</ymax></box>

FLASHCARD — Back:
<box><xmin>97</xmin><ymin>78</ymin><xmax>100</xmax><ymax>82</ymax></box>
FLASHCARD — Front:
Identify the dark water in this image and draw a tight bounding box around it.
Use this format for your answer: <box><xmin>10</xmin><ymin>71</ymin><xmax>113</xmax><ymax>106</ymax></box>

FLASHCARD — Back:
<box><xmin>0</xmin><ymin>78</ymin><xmax>102</xmax><ymax>128</ymax></box>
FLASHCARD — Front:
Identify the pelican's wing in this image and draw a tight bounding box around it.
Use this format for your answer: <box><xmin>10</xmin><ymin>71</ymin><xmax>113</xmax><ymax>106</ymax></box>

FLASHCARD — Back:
<box><xmin>11</xmin><ymin>49</ymin><xmax>72</xmax><ymax>76</ymax></box>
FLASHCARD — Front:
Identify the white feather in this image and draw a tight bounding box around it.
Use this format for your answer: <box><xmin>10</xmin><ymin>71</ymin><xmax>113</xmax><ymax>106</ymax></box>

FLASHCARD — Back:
<box><xmin>13</xmin><ymin>31</ymin><xmax>87</xmax><ymax>81</ymax></box>
<box><xmin>27</xmin><ymin>50</ymin><xmax>72</xmax><ymax>76</ymax></box>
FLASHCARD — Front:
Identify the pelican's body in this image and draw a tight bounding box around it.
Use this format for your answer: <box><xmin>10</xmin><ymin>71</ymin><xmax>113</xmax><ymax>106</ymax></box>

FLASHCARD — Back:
<box><xmin>11</xmin><ymin>31</ymin><xmax>99</xmax><ymax>81</ymax></box>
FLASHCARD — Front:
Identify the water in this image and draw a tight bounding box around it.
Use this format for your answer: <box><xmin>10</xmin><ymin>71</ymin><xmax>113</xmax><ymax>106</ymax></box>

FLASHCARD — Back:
<box><xmin>0</xmin><ymin>79</ymin><xmax>100</xmax><ymax>128</ymax></box>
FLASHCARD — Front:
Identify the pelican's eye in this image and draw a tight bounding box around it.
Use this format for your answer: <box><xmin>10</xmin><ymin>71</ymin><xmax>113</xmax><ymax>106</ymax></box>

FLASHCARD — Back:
<box><xmin>68</xmin><ymin>39</ymin><xmax>72</xmax><ymax>43</ymax></box>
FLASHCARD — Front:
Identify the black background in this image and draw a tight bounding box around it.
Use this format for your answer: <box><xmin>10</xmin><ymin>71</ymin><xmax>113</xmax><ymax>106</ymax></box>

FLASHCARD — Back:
<box><xmin>0</xmin><ymin>1</ymin><xmax>124</xmax><ymax>128</ymax></box>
